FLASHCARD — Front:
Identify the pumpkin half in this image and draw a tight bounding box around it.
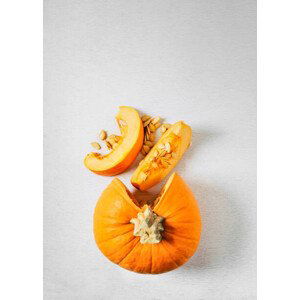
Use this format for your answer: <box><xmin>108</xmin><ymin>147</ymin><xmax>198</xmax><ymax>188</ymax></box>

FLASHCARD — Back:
<box><xmin>94</xmin><ymin>172</ymin><xmax>201</xmax><ymax>274</ymax></box>
<box><xmin>84</xmin><ymin>106</ymin><xmax>144</xmax><ymax>176</ymax></box>
<box><xmin>131</xmin><ymin>121</ymin><xmax>192</xmax><ymax>190</ymax></box>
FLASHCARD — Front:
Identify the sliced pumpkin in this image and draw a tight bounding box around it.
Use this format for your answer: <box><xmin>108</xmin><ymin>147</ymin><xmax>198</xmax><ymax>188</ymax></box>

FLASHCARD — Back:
<box><xmin>131</xmin><ymin>121</ymin><xmax>191</xmax><ymax>190</ymax></box>
<box><xmin>84</xmin><ymin>106</ymin><xmax>144</xmax><ymax>176</ymax></box>
<box><xmin>94</xmin><ymin>172</ymin><xmax>201</xmax><ymax>274</ymax></box>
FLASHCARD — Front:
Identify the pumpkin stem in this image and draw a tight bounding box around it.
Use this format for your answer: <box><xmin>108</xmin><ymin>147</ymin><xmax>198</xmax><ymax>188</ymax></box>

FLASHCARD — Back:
<box><xmin>130</xmin><ymin>205</ymin><xmax>164</xmax><ymax>244</ymax></box>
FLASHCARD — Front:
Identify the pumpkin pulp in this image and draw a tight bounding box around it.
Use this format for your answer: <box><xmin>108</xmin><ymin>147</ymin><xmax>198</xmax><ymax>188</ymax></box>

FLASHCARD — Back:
<box><xmin>84</xmin><ymin>106</ymin><xmax>144</xmax><ymax>176</ymax></box>
<box><xmin>131</xmin><ymin>121</ymin><xmax>192</xmax><ymax>190</ymax></box>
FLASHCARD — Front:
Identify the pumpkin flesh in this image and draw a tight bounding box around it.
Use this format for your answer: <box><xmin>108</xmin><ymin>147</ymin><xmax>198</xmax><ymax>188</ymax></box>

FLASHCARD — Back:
<box><xmin>84</xmin><ymin>106</ymin><xmax>144</xmax><ymax>176</ymax></box>
<box><xmin>131</xmin><ymin>121</ymin><xmax>192</xmax><ymax>190</ymax></box>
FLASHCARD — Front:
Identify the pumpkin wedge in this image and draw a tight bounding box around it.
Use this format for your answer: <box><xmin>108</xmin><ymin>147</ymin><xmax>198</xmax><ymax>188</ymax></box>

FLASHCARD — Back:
<box><xmin>94</xmin><ymin>172</ymin><xmax>201</xmax><ymax>274</ymax></box>
<box><xmin>84</xmin><ymin>106</ymin><xmax>144</xmax><ymax>176</ymax></box>
<box><xmin>131</xmin><ymin>121</ymin><xmax>191</xmax><ymax>190</ymax></box>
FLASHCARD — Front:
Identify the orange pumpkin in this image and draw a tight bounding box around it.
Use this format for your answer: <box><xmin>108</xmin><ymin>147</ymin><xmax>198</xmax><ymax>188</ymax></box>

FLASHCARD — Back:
<box><xmin>131</xmin><ymin>121</ymin><xmax>192</xmax><ymax>190</ymax></box>
<box><xmin>84</xmin><ymin>106</ymin><xmax>144</xmax><ymax>176</ymax></box>
<box><xmin>94</xmin><ymin>172</ymin><xmax>201</xmax><ymax>274</ymax></box>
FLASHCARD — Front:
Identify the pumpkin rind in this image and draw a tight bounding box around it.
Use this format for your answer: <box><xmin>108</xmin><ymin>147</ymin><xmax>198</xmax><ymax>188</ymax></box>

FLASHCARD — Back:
<box><xmin>94</xmin><ymin>173</ymin><xmax>201</xmax><ymax>274</ymax></box>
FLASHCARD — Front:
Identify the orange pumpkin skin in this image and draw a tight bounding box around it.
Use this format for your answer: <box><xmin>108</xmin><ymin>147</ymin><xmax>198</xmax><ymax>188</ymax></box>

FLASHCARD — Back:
<box><xmin>94</xmin><ymin>173</ymin><xmax>201</xmax><ymax>274</ymax></box>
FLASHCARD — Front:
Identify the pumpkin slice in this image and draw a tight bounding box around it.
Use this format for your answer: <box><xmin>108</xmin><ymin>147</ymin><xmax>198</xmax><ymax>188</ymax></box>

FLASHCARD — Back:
<box><xmin>131</xmin><ymin>121</ymin><xmax>191</xmax><ymax>190</ymax></box>
<box><xmin>94</xmin><ymin>172</ymin><xmax>201</xmax><ymax>274</ymax></box>
<box><xmin>84</xmin><ymin>106</ymin><xmax>144</xmax><ymax>176</ymax></box>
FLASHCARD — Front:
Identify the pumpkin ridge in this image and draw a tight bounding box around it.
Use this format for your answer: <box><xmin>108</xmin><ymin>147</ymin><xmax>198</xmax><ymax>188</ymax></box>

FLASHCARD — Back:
<box><xmin>150</xmin><ymin>244</ymin><xmax>153</xmax><ymax>274</ymax></box>
<box><xmin>162</xmin><ymin>239</ymin><xmax>190</xmax><ymax>262</ymax></box>
<box><xmin>96</xmin><ymin>215</ymin><xmax>131</xmax><ymax>225</ymax></box>
<box><xmin>160</xmin><ymin>241</ymin><xmax>180</xmax><ymax>267</ymax></box>
<box><xmin>163</xmin><ymin>231</ymin><xmax>200</xmax><ymax>263</ymax></box>
<box><xmin>158</xmin><ymin>206</ymin><xmax>188</xmax><ymax>219</ymax></box>
<box><xmin>163</xmin><ymin>230</ymin><xmax>199</xmax><ymax>242</ymax></box>
<box><xmin>107</xmin><ymin>237</ymin><xmax>140</xmax><ymax>263</ymax></box>
<box><xmin>118</xmin><ymin>240</ymin><xmax>141</xmax><ymax>265</ymax></box>
<box><xmin>98</xmin><ymin>228</ymin><xmax>134</xmax><ymax>244</ymax></box>
<box><xmin>165</xmin><ymin>220</ymin><xmax>196</xmax><ymax>225</ymax></box>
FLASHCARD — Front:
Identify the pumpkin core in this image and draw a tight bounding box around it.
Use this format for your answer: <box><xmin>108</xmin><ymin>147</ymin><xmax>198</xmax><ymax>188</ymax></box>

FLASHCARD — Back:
<box><xmin>130</xmin><ymin>205</ymin><xmax>164</xmax><ymax>244</ymax></box>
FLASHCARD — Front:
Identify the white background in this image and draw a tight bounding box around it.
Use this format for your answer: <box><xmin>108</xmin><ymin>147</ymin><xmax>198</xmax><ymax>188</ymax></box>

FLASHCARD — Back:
<box><xmin>3</xmin><ymin>1</ymin><xmax>300</xmax><ymax>300</ymax></box>
<box><xmin>43</xmin><ymin>0</ymin><xmax>256</xmax><ymax>299</ymax></box>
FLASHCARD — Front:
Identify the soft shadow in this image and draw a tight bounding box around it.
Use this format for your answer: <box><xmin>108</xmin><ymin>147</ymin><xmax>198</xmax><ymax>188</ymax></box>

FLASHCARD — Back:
<box><xmin>182</xmin><ymin>181</ymin><xmax>246</xmax><ymax>272</ymax></box>
<box><xmin>177</xmin><ymin>127</ymin><xmax>222</xmax><ymax>171</ymax></box>
<box><xmin>131</xmin><ymin>189</ymin><xmax>156</xmax><ymax>207</ymax></box>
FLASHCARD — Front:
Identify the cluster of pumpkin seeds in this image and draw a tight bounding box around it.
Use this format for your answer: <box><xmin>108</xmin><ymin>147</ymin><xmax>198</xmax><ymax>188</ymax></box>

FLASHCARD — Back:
<box><xmin>153</xmin><ymin>141</ymin><xmax>176</xmax><ymax>168</ymax></box>
<box><xmin>90</xmin><ymin>129</ymin><xmax>121</xmax><ymax>152</ymax></box>
<box><xmin>141</xmin><ymin>115</ymin><xmax>162</xmax><ymax>156</ymax></box>
<box><xmin>140</xmin><ymin>140</ymin><xmax>177</xmax><ymax>181</ymax></box>
<box><xmin>160</xmin><ymin>123</ymin><xmax>171</xmax><ymax>133</ymax></box>
<box><xmin>90</xmin><ymin>114</ymin><xmax>172</xmax><ymax>159</ymax></box>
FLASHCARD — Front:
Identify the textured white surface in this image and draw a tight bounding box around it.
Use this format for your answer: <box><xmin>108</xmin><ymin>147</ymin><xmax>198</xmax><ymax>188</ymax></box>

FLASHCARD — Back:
<box><xmin>44</xmin><ymin>0</ymin><xmax>256</xmax><ymax>299</ymax></box>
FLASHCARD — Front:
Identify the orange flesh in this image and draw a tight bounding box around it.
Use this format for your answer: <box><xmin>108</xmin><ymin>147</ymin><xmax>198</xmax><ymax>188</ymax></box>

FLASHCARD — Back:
<box><xmin>84</xmin><ymin>106</ymin><xmax>144</xmax><ymax>176</ymax></box>
<box><xmin>93</xmin><ymin>173</ymin><xmax>201</xmax><ymax>274</ymax></box>
<box><xmin>131</xmin><ymin>121</ymin><xmax>191</xmax><ymax>190</ymax></box>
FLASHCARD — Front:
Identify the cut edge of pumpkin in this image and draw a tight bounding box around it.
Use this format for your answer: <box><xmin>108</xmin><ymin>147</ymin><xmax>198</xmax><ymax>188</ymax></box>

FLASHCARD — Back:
<box><xmin>84</xmin><ymin>106</ymin><xmax>144</xmax><ymax>176</ymax></box>
<box><xmin>111</xmin><ymin>173</ymin><xmax>178</xmax><ymax>211</ymax></box>
<box><xmin>111</xmin><ymin>178</ymin><xmax>141</xmax><ymax>211</ymax></box>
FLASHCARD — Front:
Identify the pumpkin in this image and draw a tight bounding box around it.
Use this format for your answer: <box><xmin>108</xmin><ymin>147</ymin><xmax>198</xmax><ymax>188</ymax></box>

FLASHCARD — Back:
<box><xmin>131</xmin><ymin>121</ymin><xmax>192</xmax><ymax>190</ymax></box>
<box><xmin>94</xmin><ymin>172</ymin><xmax>201</xmax><ymax>274</ymax></box>
<box><xmin>84</xmin><ymin>106</ymin><xmax>144</xmax><ymax>176</ymax></box>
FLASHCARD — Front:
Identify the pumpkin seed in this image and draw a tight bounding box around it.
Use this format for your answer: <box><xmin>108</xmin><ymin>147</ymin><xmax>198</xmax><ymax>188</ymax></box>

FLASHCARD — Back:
<box><xmin>143</xmin><ymin>119</ymin><xmax>152</xmax><ymax>127</ymax></box>
<box><xmin>141</xmin><ymin>149</ymin><xmax>147</xmax><ymax>156</ymax></box>
<box><xmin>151</xmin><ymin>116</ymin><xmax>160</xmax><ymax>124</ymax></box>
<box><xmin>146</xmin><ymin>125</ymin><xmax>151</xmax><ymax>135</ymax></box>
<box><xmin>161</xmin><ymin>123</ymin><xmax>171</xmax><ymax>133</ymax></box>
<box><xmin>149</xmin><ymin>123</ymin><xmax>156</xmax><ymax>132</ymax></box>
<box><xmin>160</xmin><ymin>150</ymin><xmax>167</xmax><ymax>157</ymax></box>
<box><xmin>99</xmin><ymin>130</ymin><xmax>107</xmax><ymax>140</ymax></box>
<box><xmin>145</xmin><ymin>141</ymin><xmax>154</xmax><ymax>147</ymax></box>
<box><xmin>145</xmin><ymin>132</ymin><xmax>150</xmax><ymax>141</ymax></box>
<box><xmin>171</xmin><ymin>152</ymin><xmax>176</xmax><ymax>158</ymax></box>
<box><xmin>141</xmin><ymin>115</ymin><xmax>151</xmax><ymax>122</ymax></box>
<box><xmin>149</xmin><ymin>133</ymin><xmax>155</xmax><ymax>142</ymax></box>
<box><xmin>165</xmin><ymin>142</ymin><xmax>171</xmax><ymax>153</ymax></box>
<box><xmin>114</xmin><ymin>135</ymin><xmax>121</xmax><ymax>142</ymax></box>
<box><xmin>143</xmin><ymin>145</ymin><xmax>150</xmax><ymax>153</ymax></box>
<box><xmin>153</xmin><ymin>149</ymin><xmax>159</xmax><ymax>157</ymax></box>
<box><xmin>154</xmin><ymin>122</ymin><xmax>161</xmax><ymax>129</ymax></box>
<box><xmin>113</xmin><ymin>143</ymin><xmax>118</xmax><ymax>150</ymax></box>
<box><xmin>105</xmin><ymin>140</ymin><xmax>112</xmax><ymax>149</ymax></box>
<box><xmin>91</xmin><ymin>142</ymin><xmax>101</xmax><ymax>150</ymax></box>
